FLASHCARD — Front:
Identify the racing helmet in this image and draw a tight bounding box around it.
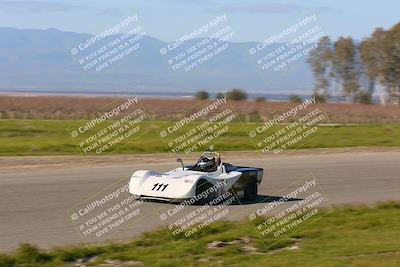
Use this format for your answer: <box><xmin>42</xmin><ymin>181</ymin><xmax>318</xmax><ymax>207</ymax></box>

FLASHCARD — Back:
<box><xmin>197</xmin><ymin>155</ymin><xmax>217</xmax><ymax>171</ymax></box>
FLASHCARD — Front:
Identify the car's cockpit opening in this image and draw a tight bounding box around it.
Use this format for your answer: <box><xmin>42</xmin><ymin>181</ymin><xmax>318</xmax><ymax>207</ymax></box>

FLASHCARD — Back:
<box><xmin>189</xmin><ymin>151</ymin><xmax>221</xmax><ymax>172</ymax></box>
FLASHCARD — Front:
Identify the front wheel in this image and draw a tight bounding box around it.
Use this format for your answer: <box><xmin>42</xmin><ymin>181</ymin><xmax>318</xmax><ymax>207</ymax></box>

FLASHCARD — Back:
<box><xmin>244</xmin><ymin>178</ymin><xmax>258</xmax><ymax>201</ymax></box>
<box><xmin>195</xmin><ymin>179</ymin><xmax>215</xmax><ymax>204</ymax></box>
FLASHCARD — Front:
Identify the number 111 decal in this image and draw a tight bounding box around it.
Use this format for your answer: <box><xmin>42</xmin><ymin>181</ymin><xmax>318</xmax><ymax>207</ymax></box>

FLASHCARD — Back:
<box><xmin>152</xmin><ymin>183</ymin><xmax>169</xmax><ymax>191</ymax></box>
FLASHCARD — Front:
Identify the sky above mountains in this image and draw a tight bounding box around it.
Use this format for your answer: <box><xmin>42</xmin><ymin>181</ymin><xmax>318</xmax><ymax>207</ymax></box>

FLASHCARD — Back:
<box><xmin>0</xmin><ymin>0</ymin><xmax>399</xmax><ymax>42</ymax></box>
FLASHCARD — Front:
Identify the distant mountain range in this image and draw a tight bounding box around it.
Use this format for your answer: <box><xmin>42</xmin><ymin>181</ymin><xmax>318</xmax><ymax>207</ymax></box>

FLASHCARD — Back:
<box><xmin>0</xmin><ymin>27</ymin><xmax>315</xmax><ymax>95</ymax></box>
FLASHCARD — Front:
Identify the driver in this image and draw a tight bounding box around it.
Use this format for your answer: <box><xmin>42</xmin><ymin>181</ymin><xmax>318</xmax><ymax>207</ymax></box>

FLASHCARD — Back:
<box><xmin>195</xmin><ymin>154</ymin><xmax>219</xmax><ymax>172</ymax></box>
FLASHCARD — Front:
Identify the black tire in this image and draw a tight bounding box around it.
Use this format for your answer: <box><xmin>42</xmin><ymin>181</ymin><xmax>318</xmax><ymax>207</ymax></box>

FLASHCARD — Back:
<box><xmin>244</xmin><ymin>177</ymin><xmax>258</xmax><ymax>201</ymax></box>
<box><xmin>195</xmin><ymin>179</ymin><xmax>215</xmax><ymax>204</ymax></box>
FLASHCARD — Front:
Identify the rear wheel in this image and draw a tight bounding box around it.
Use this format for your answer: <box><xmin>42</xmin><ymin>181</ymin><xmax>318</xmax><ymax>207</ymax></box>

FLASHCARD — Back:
<box><xmin>244</xmin><ymin>178</ymin><xmax>258</xmax><ymax>201</ymax></box>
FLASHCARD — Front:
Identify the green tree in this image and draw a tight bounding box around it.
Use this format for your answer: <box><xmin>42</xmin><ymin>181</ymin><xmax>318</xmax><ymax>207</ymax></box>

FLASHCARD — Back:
<box><xmin>381</xmin><ymin>23</ymin><xmax>400</xmax><ymax>103</ymax></box>
<box><xmin>226</xmin><ymin>89</ymin><xmax>247</xmax><ymax>101</ymax></box>
<box><xmin>308</xmin><ymin>36</ymin><xmax>333</xmax><ymax>101</ymax></box>
<box><xmin>195</xmin><ymin>90</ymin><xmax>209</xmax><ymax>100</ymax></box>
<box><xmin>309</xmin><ymin>22</ymin><xmax>400</xmax><ymax>105</ymax></box>
<box><xmin>360</xmin><ymin>28</ymin><xmax>386</xmax><ymax>96</ymax></box>
<box><xmin>215</xmin><ymin>92</ymin><xmax>225</xmax><ymax>99</ymax></box>
<box><xmin>332</xmin><ymin>37</ymin><xmax>361</xmax><ymax>102</ymax></box>
<box><xmin>289</xmin><ymin>94</ymin><xmax>302</xmax><ymax>103</ymax></box>
<box><xmin>355</xmin><ymin>91</ymin><xmax>373</xmax><ymax>104</ymax></box>
<box><xmin>312</xmin><ymin>92</ymin><xmax>328</xmax><ymax>103</ymax></box>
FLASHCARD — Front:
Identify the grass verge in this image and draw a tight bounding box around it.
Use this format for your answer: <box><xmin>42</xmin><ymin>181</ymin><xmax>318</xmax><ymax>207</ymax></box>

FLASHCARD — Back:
<box><xmin>0</xmin><ymin>119</ymin><xmax>400</xmax><ymax>156</ymax></box>
<box><xmin>0</xmin><ymin>202</ymin><xmax>399</xmax><ymax>267</ymax></box>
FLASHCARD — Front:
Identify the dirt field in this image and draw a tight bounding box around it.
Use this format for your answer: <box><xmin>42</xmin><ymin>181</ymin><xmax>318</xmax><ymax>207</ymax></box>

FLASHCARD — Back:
<box><xmin>1</xmin><ymin>95</ymin><xmax>399</xmax><ymax>123</ymax></box>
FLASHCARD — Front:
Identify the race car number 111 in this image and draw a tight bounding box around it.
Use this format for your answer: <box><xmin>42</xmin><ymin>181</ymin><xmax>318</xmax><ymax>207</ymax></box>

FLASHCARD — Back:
<box><xmin>152</xmin><ymin>183</ymin><xmax>169</xmax><ymax>191</ymax></box>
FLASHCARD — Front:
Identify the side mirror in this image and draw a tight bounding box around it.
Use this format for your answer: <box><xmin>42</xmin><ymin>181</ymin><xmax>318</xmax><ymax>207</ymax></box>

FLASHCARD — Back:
<box><xmin>177</xmin><ymin>158</ymin><xmax>184</xmax><ymax>170</ymax></box>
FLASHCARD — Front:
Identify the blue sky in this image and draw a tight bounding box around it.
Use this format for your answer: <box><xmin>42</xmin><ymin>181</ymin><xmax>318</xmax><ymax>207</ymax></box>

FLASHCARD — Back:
<box><xmin>0</xmin><ymin>0</ymin><xmax>399</xmax><ymax>42</ymax></box>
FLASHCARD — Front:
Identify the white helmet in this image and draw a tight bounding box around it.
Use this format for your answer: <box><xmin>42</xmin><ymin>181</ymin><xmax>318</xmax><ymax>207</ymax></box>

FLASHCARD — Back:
<box><xmin>198</xmin><ymin>155</ymin><xmax>216</xmax><ymax>171</ymax></box>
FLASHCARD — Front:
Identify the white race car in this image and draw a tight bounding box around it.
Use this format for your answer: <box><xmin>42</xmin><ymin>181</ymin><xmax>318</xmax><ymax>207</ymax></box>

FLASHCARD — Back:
<box><xmin>129</xmin><ymin>151</ymin><xmax>263</xmax><ymax>203</ymax></box>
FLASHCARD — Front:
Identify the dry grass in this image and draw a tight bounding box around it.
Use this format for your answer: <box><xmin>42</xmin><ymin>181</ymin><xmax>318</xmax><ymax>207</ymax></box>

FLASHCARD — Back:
<box><xmin>0</xmin><ymin>95</ymin><xmax>399</xmax><ymax>123</ymax></box>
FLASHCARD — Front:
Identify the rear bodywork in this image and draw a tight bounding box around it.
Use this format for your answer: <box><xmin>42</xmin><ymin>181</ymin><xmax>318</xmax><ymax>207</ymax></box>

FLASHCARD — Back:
<box><xmin>224</xmin><ymin>164</ymin><xmax>263</xmax><ymax>199</ymax></box>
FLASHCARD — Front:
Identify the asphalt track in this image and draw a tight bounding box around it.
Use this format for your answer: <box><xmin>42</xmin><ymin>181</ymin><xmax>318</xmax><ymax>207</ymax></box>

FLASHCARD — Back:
<box><xmin>1</xmin><ymin>150</ymin><xmax>400</xmax><ymax>252</ymax></box>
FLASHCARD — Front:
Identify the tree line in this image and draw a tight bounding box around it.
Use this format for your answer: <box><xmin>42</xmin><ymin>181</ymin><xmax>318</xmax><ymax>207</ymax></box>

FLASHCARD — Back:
<box><xmin>308</xmin><ymin>22</ymin><xmax>400</xmax><ymax>104</ymax></box>
<box><xmin>195</xmin><ymin>89</ymin><xmax>249</xmax><ymax>101</ymax></box>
